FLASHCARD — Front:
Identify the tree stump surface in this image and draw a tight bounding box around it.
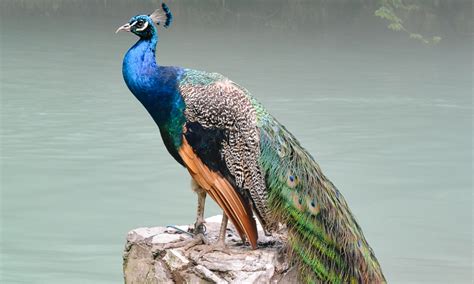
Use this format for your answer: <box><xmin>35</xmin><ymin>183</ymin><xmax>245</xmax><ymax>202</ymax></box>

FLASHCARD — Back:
<box><xmin>123</xmin><ymin>215</ymin><xmax>296</xmax><ymax>283</ymax></box>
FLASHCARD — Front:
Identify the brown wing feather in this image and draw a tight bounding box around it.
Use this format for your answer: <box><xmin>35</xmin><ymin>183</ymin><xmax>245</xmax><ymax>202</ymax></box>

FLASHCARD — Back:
<box><xmin>178</xmin><ymin>137</ymin><xmax>258</xmax><ymax>249</ymax></box>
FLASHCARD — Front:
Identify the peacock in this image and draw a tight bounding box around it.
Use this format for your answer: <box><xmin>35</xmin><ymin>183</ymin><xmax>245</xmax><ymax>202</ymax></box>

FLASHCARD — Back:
<box><xmin>117</xmin><ymin>4</ymin><xmax>385</xmax><ymax>283</ymax></box>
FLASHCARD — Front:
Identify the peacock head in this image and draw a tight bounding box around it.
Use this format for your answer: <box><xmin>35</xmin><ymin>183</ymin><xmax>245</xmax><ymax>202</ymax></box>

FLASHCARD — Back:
<box><xmin>115</xmin><ymin>3</ymin><xmax>173</xmax><ymax>39</ymax></box>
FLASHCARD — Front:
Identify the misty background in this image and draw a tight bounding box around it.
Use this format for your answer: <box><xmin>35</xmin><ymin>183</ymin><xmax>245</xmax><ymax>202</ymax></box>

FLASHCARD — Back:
<box><xmin>1</xmin><ymin>0</ymin><xmax>472</xmax><ymax>283</ymax></box>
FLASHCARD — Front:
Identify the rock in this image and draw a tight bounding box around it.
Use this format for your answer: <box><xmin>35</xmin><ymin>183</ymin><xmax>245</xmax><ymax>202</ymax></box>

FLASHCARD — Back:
<box><xmin>123</xmin><ymin>215</ymin><xmax>294</xmax><ymax>283</ymax></box>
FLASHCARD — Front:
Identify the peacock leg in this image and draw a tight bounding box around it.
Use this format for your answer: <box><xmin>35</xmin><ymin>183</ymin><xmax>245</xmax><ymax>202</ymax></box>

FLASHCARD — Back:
<box><xmin>191</xmin><ymin>179</ymin><xmax>207</xmax><ymax>234</ymax></box>
<box><xmin>193</xmin><ymin>213</ymin><xmax>232</xmax><ymax>258</ymax></box>
<box><xmin>216</xmin><ymin>213</ymin><xmax>228</xmax><ymax>246</ymax></box>
<box><xmin>163</xmin><ymin>179</ymin><xmax>209</xmax><ymax>249</ymax></box>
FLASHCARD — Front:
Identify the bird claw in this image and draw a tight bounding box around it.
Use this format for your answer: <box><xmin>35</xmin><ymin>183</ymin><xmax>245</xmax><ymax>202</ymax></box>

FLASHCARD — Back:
<box><xmin>183</xmin><ymin>233</ymin><xmax>209</xmax><ymax>250</ymax></box>
<box><xmin>162</xmin><ymin>218</ymin><xmax>210</xmax><ymax>250</ymax></box>
<box><xmin>162</xmin><ymin>233</ymin><xmax>208</xmax><ymax>250</ymax></box>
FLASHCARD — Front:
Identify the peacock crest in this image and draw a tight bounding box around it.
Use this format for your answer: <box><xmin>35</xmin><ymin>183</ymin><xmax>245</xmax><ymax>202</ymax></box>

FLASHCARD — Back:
<box><xmin>150</xmin><ymin>3</ymin><xmax>173</xmax><ymax>28</ymax></box>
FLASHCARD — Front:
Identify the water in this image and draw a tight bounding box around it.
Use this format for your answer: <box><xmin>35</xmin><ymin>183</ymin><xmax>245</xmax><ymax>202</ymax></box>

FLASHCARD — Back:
<box><xmin>1</xmin><ymin>1</ymin><xmax>472</xmax><ymax>283</ymax></box>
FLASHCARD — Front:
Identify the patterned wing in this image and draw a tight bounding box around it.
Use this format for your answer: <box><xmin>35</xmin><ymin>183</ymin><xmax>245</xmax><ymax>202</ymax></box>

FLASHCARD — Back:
<box><xmin>178</xmin><ymin>135</ymin><xmax>257</xmax><ymax>248</ymax></box>
<box><xmin>177</xmin><ymin>69</ymin><xmax>269</xmax><ymax>246</ymax></box>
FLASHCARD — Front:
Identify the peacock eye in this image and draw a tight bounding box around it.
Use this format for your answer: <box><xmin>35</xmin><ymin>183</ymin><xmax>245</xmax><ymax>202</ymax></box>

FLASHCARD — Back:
<box><xmin>136</xmin><ymin>21</ymin><xmax>144</xmax><ymax>28</ymax></box>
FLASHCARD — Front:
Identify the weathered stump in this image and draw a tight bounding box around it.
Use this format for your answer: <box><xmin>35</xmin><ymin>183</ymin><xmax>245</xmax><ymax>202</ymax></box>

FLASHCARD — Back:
<box><xmin>123</xmin><ymin>215</ymin><xmax>296</xmax><ymax>283</ymax></box>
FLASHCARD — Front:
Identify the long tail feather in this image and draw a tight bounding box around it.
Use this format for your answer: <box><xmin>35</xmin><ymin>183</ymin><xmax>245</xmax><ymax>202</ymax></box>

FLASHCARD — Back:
<box><xmin>257</xmin><ymin>112</ymin><xmax>386</xmax><ymax>283</ymax></box>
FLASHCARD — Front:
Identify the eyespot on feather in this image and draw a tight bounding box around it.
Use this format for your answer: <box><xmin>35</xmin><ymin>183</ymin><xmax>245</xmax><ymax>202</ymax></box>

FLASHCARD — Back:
<box><xmin>287</xmin><ymin>172</ymin><xmax>298</xmax><ymax>188</ymax></box>
<box><xmin>307</xmin><ymin>197</ymin><xmax>320</xmax><ymax>216</ymax></box>
<box><xmin>291</xmin><ymin>192</ymin><xmax>304</xmax><ymax>211</ymax></box>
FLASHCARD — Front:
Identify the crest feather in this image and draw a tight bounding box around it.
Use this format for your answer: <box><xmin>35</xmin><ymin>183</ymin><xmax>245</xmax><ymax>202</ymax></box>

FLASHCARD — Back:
<box><xmin>149</xmin><ymin>3</ymin><xmax>173</xmax><ymax>28</ymax></box>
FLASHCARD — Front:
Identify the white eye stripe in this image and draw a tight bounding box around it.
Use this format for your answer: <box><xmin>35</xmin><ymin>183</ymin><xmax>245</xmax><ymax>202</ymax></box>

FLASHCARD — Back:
<box><xmin>136</xmin><ymin>21</ymin><xmax>149</xmax><ymax>31</ymax></box>
<box><xmin>130</xmin><ymin>21</ymin><xmax>138</xmax><ymax>27</ymax></box>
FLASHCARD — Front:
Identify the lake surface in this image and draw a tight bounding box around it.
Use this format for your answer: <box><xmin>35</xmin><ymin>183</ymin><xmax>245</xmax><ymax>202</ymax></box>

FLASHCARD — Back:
<box><xmin>1</xmin><ymin>1</ymin><xmax>472</xmax><ymax>283</ymax></box>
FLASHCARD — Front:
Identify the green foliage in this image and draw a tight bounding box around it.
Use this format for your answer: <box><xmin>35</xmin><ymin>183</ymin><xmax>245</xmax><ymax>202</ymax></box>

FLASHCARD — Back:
<box><xmin>375</xmin><ymin>6</ymin><xmax>403</xmax><ymax>25</ymax></box>
<box><xmin>375</xmin><ymin>0</ymin><xmax>442</xmax><ymax>44</ymax></box>
<box><xmin>388</xmin><ymin>22</ymin><xmax>403</xmax><ymax>31</ymax></box>
<box><xmin>432</xmin><ymin>36</ymin><xmax>442</xmax><ymax>44</ymax></box>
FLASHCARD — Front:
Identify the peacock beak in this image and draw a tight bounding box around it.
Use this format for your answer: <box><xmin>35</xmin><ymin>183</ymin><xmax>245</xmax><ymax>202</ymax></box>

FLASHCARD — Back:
<box><xmin>115</xmin><ymin>21</ymin><xmax>137</xmax><ymax>34</ymax></box>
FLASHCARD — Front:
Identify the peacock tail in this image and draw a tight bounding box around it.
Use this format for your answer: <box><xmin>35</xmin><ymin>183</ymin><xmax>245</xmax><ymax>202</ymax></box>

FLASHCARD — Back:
<box><xmin>247</xmin><ymin>94</ymin><xmax>386</xmax><ymax>283</ymax></box>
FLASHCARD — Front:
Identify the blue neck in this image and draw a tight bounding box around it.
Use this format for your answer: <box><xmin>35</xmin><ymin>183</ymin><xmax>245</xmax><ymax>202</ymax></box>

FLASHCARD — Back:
<box><xmin>122</xmin><ymin>37</ymin><xmax>159</xmax><ymax>101</ymax></box>
<box><xmin>122</xmin><ymin>36</ymin><xmax>186</xmax><ymax>162</ymax></box>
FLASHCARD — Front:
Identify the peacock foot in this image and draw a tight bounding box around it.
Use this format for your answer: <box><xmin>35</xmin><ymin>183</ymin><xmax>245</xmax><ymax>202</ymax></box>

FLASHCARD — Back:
<box><xmin>162</xmin><ymin>220</ymin><xmax>209</xmax><ymax>250</ymax></box>
<box><xmin>162</xmin><ymin>232</ymin><xmax>209</xmax><ymax>250</ymax></box>
<box><xmin>190</xmin><ymin>241</ymin><xmax>231</xmax><ymax>259</ymax></box>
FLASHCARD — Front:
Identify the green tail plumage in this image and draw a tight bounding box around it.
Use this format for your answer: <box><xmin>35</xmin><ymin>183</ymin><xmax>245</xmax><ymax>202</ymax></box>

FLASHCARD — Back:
<box><xmin>244</xmin><ymin>92</ymin><xmax>386</xmax><ymax>283</ymax></box>
<box><xmin>260</xmin><ymin>118</ymin><xmax>385</xmax><ymax>283</ymax></box>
